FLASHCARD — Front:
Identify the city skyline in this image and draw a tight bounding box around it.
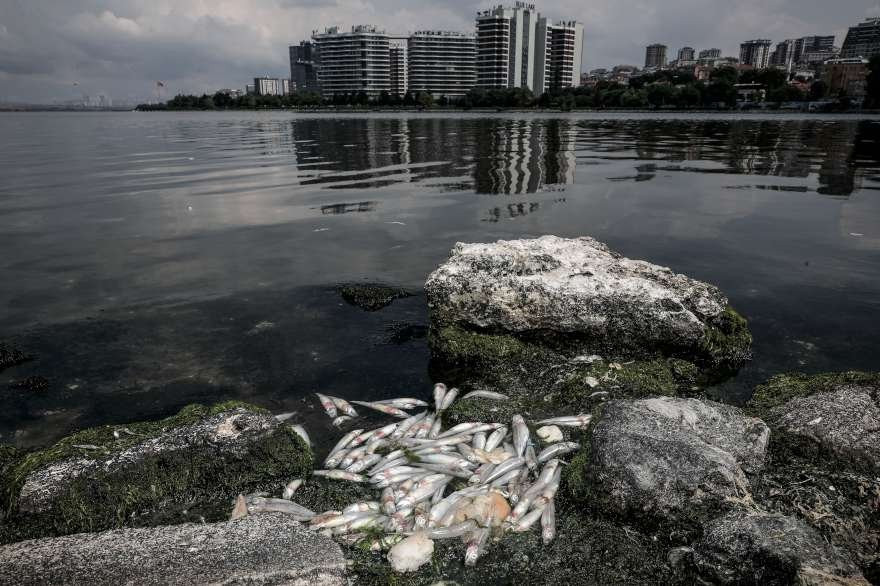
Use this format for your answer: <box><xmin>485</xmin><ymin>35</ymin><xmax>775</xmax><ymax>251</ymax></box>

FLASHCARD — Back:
<box><xmin>1</xmin><ymin>0</ymin><xmax>879</xmax><ymax>103</ymax></box>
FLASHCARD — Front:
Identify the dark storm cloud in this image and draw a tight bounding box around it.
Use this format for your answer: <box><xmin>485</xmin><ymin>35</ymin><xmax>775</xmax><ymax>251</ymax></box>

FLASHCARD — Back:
<box><xmin>0</xmin><ymin>0</ymin><xmax>878</xmax><ymax>103</ymax></box>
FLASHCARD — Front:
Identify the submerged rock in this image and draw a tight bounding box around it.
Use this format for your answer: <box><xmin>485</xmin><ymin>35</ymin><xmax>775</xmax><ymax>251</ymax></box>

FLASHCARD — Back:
<box><xmin>0</xmin><ymin>512</ymin><xmax>345</xmax><ymax>585</ymax></box>
<box><xmin>0</xmin><ymin>342</ymin><xmax>32</xmax><ymax>373</ymax></box>
<box><xmin>0</xmin><ymin>401</ymin><xmax>312</xmax><ymax>543</ymax></box>
<box><xmin>571</xmin><ymin>397</ymin><xmax>769</xmax><ymax>531</ymax></box>
<box><xmin>749</xmin><ymin>371</ymin><xmax>880</xmax><ymax>473</ymax></box>
<box><xmin>339</xmin><ymin>283</ymin><xmax>412</xmax><ymax>311</ymax></box>
<box><xmin>426</xmin><ymin>236</ymin><xmax>751</xmax><ymax>370</ymax></box>
<box><xmin>693</xmin><ymin>510</ymin><xmax>868</xmax><ymax>585</ymax></box>
<box><xmin>8</xmin><ymin>375</ymin><xmax>49</xmax><ymax>393</ymax></box>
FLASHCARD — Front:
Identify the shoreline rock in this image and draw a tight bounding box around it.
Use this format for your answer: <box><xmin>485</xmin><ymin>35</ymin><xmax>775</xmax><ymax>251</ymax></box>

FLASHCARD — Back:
<box><xmin>1</xmin><ymin>401</ymin><xmax>312</xmax><ymax>543</ymax></box>
<box><xmin>0</xmin><ymin>512</ymin><xmax>346</xmax><ymax>585</ymax></box>
<box><xmin>425</xmin><ymin>236</ymin><xmax>751</xmax><ymax>421</ymax></box>
<box><xmin>569</xmin><ymin>397</ymin><xmax>768</xmax><ymax>532</ymax></box>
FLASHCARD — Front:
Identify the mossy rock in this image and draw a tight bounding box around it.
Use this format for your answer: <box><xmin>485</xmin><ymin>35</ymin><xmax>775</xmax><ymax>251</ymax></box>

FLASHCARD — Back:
<box><xmin>0</xmin><ymin>342</ymin><xmax>32</xmax><ymax>373</ymax></box>
<box><xmin>339</xmin><ymin>284</ymin><xmax>412</xmax><ymax>311</ymax></box>
<box><xmin>0</xmin><ymin>401</ymin><xmax>312</xmax><ymax>543</ymax></box>
<box><xmin>747</xmin><ymin>371</ymin><xmax>880</xmax><ymax>421</ymax></box>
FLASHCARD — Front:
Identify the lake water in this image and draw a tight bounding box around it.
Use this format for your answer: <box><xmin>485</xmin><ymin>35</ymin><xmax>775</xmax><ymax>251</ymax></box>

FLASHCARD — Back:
<box><xmin>2</xmin><ymin>111</ymin><xmax>880</xmax><ymax>449</ymax></box>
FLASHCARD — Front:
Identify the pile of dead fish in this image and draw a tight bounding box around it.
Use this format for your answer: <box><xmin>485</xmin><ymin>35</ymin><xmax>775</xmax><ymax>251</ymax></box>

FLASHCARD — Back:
<box><xmin>243</xmin><ymin>383</ymin><xmax>590</xmax><ymax>571</ymax></box>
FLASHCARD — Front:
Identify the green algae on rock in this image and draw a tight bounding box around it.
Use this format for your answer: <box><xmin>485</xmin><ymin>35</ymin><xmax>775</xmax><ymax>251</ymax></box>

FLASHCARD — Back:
<box><xmin>0</xmin><ymin>401</ymin><xmax>312</xmax><ymax>543</ymax></box>
<box><xmin>425</xmin><ymin>237</ymin><xmax>752</xmax><ymax>415</ymax></box>
<box><xmin>339</xmin><ymin>283</ymin><xmax>412</xmax><ymax>312</ymax></box>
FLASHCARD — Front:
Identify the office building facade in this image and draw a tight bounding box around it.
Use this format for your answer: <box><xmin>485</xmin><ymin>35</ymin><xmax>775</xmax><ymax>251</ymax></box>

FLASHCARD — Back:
<box><xmin>536</xmin><ymin>19</ymin><xmax>584</xmax><ymax>93</ymax></box>
<box><xmin>289</xmin><ymin>41</ymin><xmax>321</xmax><ymax>93</ymax></box>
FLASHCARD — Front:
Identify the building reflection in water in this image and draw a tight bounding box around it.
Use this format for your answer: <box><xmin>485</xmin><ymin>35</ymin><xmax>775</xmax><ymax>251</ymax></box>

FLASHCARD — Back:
<box><xmin>277</xmin><ymin>116</ymin><xmax>879</xmax><ymax>199</ymax></box>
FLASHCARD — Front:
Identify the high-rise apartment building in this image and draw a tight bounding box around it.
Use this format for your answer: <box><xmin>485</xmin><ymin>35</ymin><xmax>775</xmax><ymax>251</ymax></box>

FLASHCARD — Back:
<box><xmin>407</xmin><ymin>31</ymin><xmax>477</xmax><ymax>98</ymax></box>
<box><xmin>389</xmin><ymin>37</ymin><xmax>409</xmax><ymax>97</ymax></box>
<box><xmin>475</xmin><ymin>3</ymin><xmax>540</xmax><ymax>91</ymax></box>
<box><xmin>770</xmin><ymin>39</ymin><xmax>796</xmax><ymax>72</ymax></box>
<box><xmin>644</xmin><ymin>44</ymin><xmax>667</xmax><ymax>68</ymax></box>
<box><xmin>841</xmin><ymin>18</ymin><xmax>880</xmax><ymax>59</ymax></box>
<box><xmin>254</xmin><ymin>77</ymin><xmax>284</xmax><ymax>96</ymax></box>
<box><xmin>312</xmin><ymin>25</ymin><xmax>391</xmax><ymax>98</ymax></box>
<box><xmin>740</xmin><ymin>39</ymin><xmax>772</xmax><ymax>68</ymax></box>
<box><xmin>699</xmin><ymin>48</ymin><xmax>722</xmax><ymax>59</ymax></box>
<box><xmin>289</xmin><ymin>41</ymin><xmax>321</xmax><ymax>93</ymax></box>
<box><xmin>794</xmin><ymin>35</ymin><xmax>836</xmax><ymax>62</ymax></box>
<box><xmin>677</xmin><ymin>47</ymin><xmax>695</xmax><ymax>62</ymax></box>
<box><xmin>535</xmin><ymin>19</ymin><xmax>584</xmax><ymax>93</ymax></box>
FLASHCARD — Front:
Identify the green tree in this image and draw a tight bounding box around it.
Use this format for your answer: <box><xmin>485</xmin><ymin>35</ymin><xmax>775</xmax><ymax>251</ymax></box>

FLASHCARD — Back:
<box><xmin>710</xmin><ymin>66</ymin><xmax>738</xmax><ymax>85</ymax></box>
<box><xmin>809</xmin><ymin>80</ymin><xmax>828</xmax><ymax>101</ymax></box>
<box><xmin>646</xmin><ymin>83</ymin><xmax>673</xmax><ymax>107</ymax></box>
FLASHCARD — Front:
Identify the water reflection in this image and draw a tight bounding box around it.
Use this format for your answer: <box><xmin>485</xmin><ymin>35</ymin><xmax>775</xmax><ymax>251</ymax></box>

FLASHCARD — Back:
<box><xmin>267</xmin><ymin>117</ymin><xmax>880</xmax><ymax>197</ymax></box>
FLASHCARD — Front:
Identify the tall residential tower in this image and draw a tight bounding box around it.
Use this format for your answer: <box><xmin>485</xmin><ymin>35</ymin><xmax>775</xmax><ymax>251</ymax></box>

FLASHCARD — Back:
<box><xmin>644</xmin><ymin>44</ymin><xmax>667</xmax><ymax>68</ymax></box>
<box><xmin>475</xmin><ymin>3</ymin><xmax>540</xmax><ymax>91</ymax></box>
<box><xmin>311</xmin><ymin>25</ymin><xmax>391</xmax><ymax>98</ymax></box>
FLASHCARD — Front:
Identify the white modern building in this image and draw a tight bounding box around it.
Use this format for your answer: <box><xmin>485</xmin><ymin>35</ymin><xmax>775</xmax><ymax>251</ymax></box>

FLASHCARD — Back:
<box><xmin>312</xmin><ymin>25</ymin><xmax>391</xmax><ymax>98</ymax></box>
<box><xmin>389</xmin><ymin>36</ymin><xmax>409</xmax><ymax>97</ymax></box>
<box><xmin>475</xmin><ymin>3</ymin><xmax>541</xmax><ymax>91</ymax></box>
<box><xmin>407</xmin><ymin>31</ymin><xmax>477</xmax><ymax>98</ymax></box>
<box><xmin>254</xmin><ymin>77</ymin><xmax>288</xmax><ymax>96</ymax></box>
<box><xmin>536</xmin><ymin>19</ymin><xmax>583</xmax><ymax>93</ymax></box>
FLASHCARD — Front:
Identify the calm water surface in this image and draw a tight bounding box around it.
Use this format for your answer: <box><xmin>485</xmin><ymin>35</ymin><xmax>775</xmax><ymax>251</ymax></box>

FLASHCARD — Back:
<box><xmin>1</xmin><ymin>111</ymin><xmax>879</xmax><ymax>448</ymax></box>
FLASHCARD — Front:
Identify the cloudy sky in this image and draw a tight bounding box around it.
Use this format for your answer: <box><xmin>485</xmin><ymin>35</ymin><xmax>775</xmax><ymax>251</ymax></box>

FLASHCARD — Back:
<box><xmin>1</xmin><ymin>0</ymin><xmax>879</xmax><ymax>104</ymax></box>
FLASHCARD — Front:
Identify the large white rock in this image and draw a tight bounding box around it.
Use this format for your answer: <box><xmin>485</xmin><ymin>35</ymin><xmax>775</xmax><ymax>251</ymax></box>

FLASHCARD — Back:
<box><xmin>387</xmin><ymin>533</ymin><xmax>435</xmax><ymax>572</ymax></box>
<box><xmin>426</xmin><ymin>235</ymin><xmax>728</xmax><ymax>350</ymax></box>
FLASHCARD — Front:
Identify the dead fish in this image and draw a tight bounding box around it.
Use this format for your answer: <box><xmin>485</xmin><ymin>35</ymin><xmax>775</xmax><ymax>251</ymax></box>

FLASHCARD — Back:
<box><xmin>332</xmin><ymin>416</ymin><xmax>353</xmax><ymax>427</ymax></box>
<box><xmin>512</xmin><ymin>415</ymin><xmax>529</xmax><ymax>457</ymax></box>
<box><xmin>283</xmin><ymin>479</ymin><xmax>303</xmax><ymax>499</ymax></box>
<box><xmin>313</xmin><ymin>469</ymin><xmax>367</xmax><ymax>483</ymax></box>
<box><xmin>570</xmin><ymin>354</ymin><xmax>602</xmax><ymax>364</ymax></box>
<box><xmin>484</xmin><ymin>426</ymin><xmax>508</xmax><ymax>452</ymax></box>
<box><xmin>461</xmin><ymin>390</ymin><xmax>509</xmax><ymax>401</ymax></box>
<box><xmin>230</xmin><ymin>494</ymin><xmax>248</xmax><ymax>520</ymax></box>
<box><xmin>375</xmin><ymin>398</ymin><xmax>429</xmax><ymax>409</ymax></box>
<box><xmin>464</xmin><ymin>527</ymin><xmax>490</xmax><ymax>566</ymax></box>
<box><xmin>274</xmin><ymin>412</ymin><xmax>296</xmax><ymax>422</ymax></box>
<box><xmin>535</xmin><ymin>414</ymin><xmax>593</xmax><ymax>428</ymax></box>
<box><xmin>351</xmin><ymin>400</ymin><xmax>409</xmax><ymax>418</ymax></box>
<box><xmin>541</xmin><ymin>499</ymin><xmax>556</xmax><ymax>544</ymax></box>
<box><xmin>537</xmin><ymin>442</ymin><xmax>580</xmax><ymax>463</ymax></box>
<box><xmin>439</xmin><ymin>387</ymin><xmax>459</xmax><ymax>411</ymax></box>
<box><xmin>290</xmin><ymin>424</ymin><xmax>311</xmax><ymax>447</ymax></box>
<box><xmin>315</xmin><ymin>393</ymin><xmax>338</xmax><ymax>418</ymax></box>
<box><xmin>246</xmin><ymin>496</ymin><xmax>316</xmax><ymax>520</ymax></box>
<box><xmin>433</xmin><ymin>383</ymin><xmax>448</xmax><ymax>412</ymax></box>
<box><xmin>330</xmin><ymin>396</ymin><xmax>359</xmax><ymax>417</ymax></box>
<box><xmin>326</xmin><ymin>429</ymin><xmax>364</xmax><ymax>464</ymax></box>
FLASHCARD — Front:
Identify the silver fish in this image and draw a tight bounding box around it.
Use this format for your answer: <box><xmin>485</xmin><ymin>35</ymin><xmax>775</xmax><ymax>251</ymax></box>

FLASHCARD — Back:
<box><xmin>315</xmin><ymin>393</ymin><xmax>338</xmax><ymax>418</ymax></box>
<box><xmin>423</xmin><ymin>519</ymin><xmax>478</xmax><ymax>539</ymax></box>
<box><xmin>428</xmin><ymin>416</ymin><xmax>443</xmax><ymax>439</ymax></box>
<box><xmin>525</xmin><ymin>444</ymin><xmax>538</xmax><ymax>471</ymax></box>
<box><xmin>312</xmin><ymin>469</ymin><xmax>367</xmax><ymax>483</ymax></box>
<box><xmin>541</xmin><ymin>499</ymin><xmax>556</xmax><ymax>544</ymax></box>
<box><xmin>282</xmin><ymin>479</ymin><xmax>303</xmax><ymax>500</ymax></box>
<box><xmin>461</xmin><ymin>390</ymin><xmax>509</xmax><ymax>401</ymax></box>
<box><xmin>464</xmin><ymin>527</ymin><xmax>490</xmax><ymax>566</ymax></box>
<box><xmin>512</xmin><ymin>415</ymin><xmax>529</xmax><ymax>457</ymax></box>
<box><xmin>484</xmin><ymin>456</ymin><xmax>525</xmax><ymax>484</ymax></box>
<box><xmin>439</xmin><ymin>387</ymin><xmax>459</xmax><ymax>411</ymax></box>
<box><xmin>535</xmin><ymin>414</ymin><xmax>593</xmax><ymax>428</ymax></box>
<box><xmin>332</xmin><ymin>416</ymin><xmax>353</xmax><ymax>427</ymax></box>
<box><xmin>351</xmin><ymin>400</ymin><xmax>409</xmax><ymax>418</ymax></box>
<box><xmin>537</xmin><ymin>442</ymin><xmax>580</xmax><ymax>463</ymax></box>
<box><xmin>346</xmin><ymin>453</ymin><xmax>382</xmax><ymax>473</ymax></box>
<box><xmin>348</xmin><ymin>429</ymin><xmax>376</xmax><ymax>448</ymax></box>
<box><xmin>438</xmin><ymin>422</ymin><xmax>500</xmax><ymax>439</ymax></box>
<box><xmin>375</xmin><ymin>398</ymin><xmax>429</xmax><ymax>409</ymax></box>
<box><xmin>472</xmin><ymin>432</ymin><xmax>487</xmax><ymax>451</ymax></box>
<box><xmin>329</xmin><ymin>396</ymin><xmax>358</xmax><ymax>417</ymax></box>
<box><xmin>274</xmin><ymin>412</ymin><xmax>295</xmax><ymax>422</ymax></box>
<box><xmin>290</xmin><ymin>424</ymin><xmax>311</xmax><ymax>448</ymax></box>
<box><xmin>246</xmin><ymin>496</ymin><xmax>315</xmax><ymax>521</ymax></box>
<box><xmin>484</xmin><ymin>426</ymin><xmax>508</xmax><ymax>452</ymax></box>
<box><xmin>391</xmin><ymin>411</ymin><xmax>427</xmax><ymax>439</ymax></box>
<box><xmin>433</xmin><ymin>383</ymin><xmax>447</xmax><ymax>412</ymax></box>
<box><xmin>512</xmin><ymin>502</ymin><xmax>546</xmax><ymax>531</ymax></box>
<box><xmin>343</xmin><ymin>501</ymin><xmax>381</xmax><ymax>514</ymax></box>
<box><xmin>327</xmin><ymin>429</ymin><xmax>364</xmax><ymax>463</ymax></box>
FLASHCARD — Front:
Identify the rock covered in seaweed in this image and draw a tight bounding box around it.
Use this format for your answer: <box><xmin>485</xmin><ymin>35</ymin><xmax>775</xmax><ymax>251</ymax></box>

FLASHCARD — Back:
<box><xmin>571</xmin><ymin>397</ymin><xmax>769</xmax><ymax>531</ymax></box>
<box><xmin>692</xmin><ymin>510</ymin><xmax>868</xmax><ymax>585</ymax></box>
<box><xmin>425</xmin><ymin>236</ymin><xmax>751</xmax><ymax>370</ymax></box>
<box><xmin>339</xmin><ymin>283</ymin><xmax>412</xmax><ymax>311</ymax></box>
<box><xmin>0</xmin><ymin>512</ymin><xmax>346</xmax><ymax>585</ymax></box>
<box><xmin>749</xmin><ymin>371</ymin><xmax>880</xmax><ymax>473</ymax></box>
<box><xmin>0</xmin><ymin>402</ymin><xmax>312</xmax><ymax>543</ymax></box>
